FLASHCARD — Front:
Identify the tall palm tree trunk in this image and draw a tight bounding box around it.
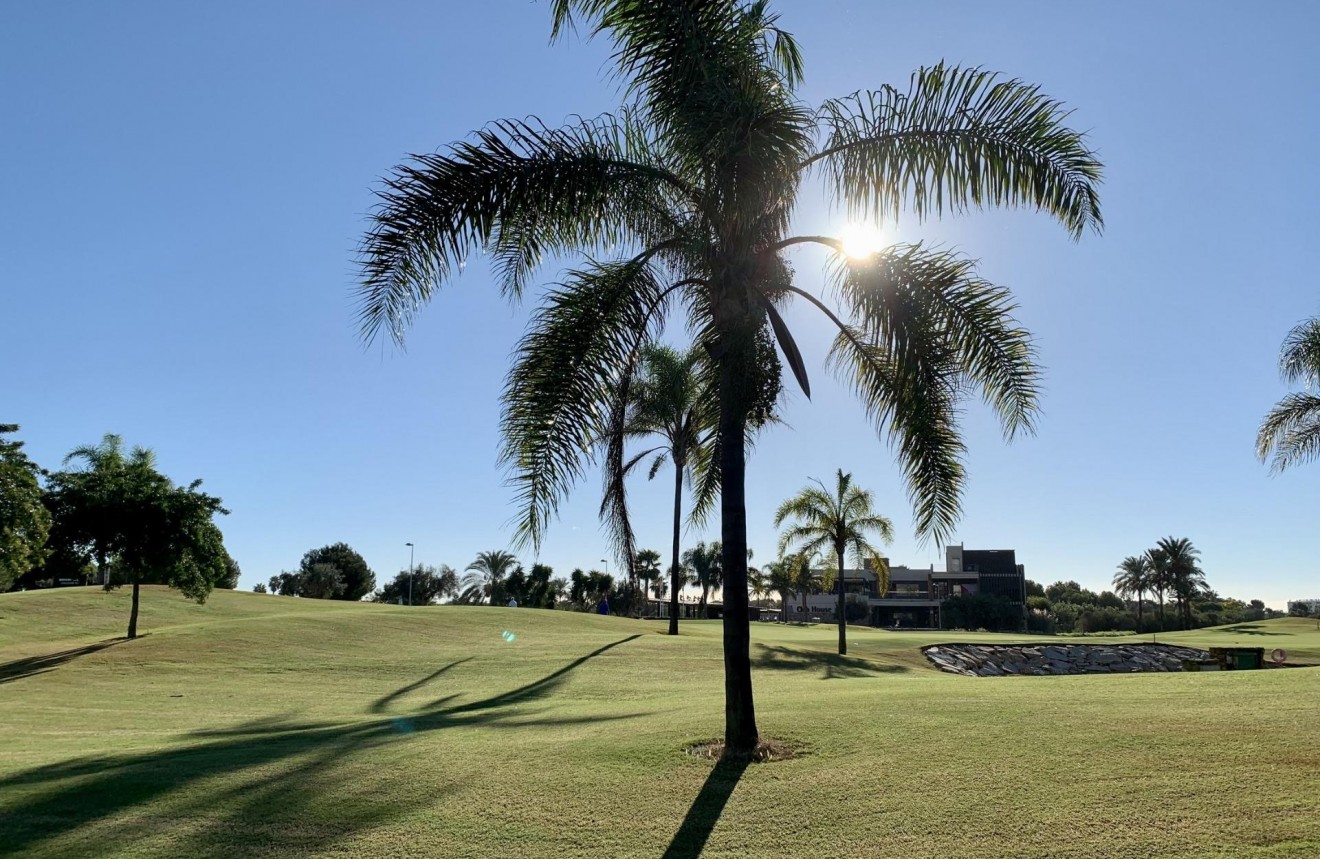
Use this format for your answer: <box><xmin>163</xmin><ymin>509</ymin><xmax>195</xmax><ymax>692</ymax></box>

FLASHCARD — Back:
<box><xmin>127</xmin><ymin>579</ymin><xmax>140</xmax><ymax>639</ymax></box>
<box><xmin>1136</xmin><ymin>589</ymin><xmax>1144</xmax><ymax>629</ymax></box>
<box><xmin>670</xmin><ymin>464</ymin><xmax>681</xmax><ymax>630</ymax></box>
<box><xmin>718</xmin><ymin>343</ymin><xmax>757</xmax><ymax>755</ymax></box>
<box><xmin>835</xmin><ymin>541</ymin><xmax>848</xmax><ymax>656</ymax></box>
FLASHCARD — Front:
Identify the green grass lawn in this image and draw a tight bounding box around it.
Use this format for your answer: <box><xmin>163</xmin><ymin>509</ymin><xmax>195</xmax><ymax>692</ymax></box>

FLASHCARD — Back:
<box><xmin>2</xmin><ymin>587</ymin><xmax>1318</xmax><ymax>858</ymax></box>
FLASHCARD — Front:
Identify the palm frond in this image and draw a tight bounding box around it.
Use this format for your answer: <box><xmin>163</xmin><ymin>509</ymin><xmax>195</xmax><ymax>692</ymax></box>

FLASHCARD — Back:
<box><xmin>357</xmin><ymin>113</ymin><xmax>684</xmax><ymax>344</ymax></box>
<box><xmin>810</xmin><ymin>63</ymin><xmax>1103</xmax><ymax>239</ymax></box>
<box><xmin>503</xmin><ymin>260</ymin><xmax>668</xmax><ymax>550</ymax></box>
<box><xmin>772</xmin><ymin>488</ymin><xmax>833</xmax><ymax>528</ymax></box>
<box><xmin>848</xmin><ymin>514</ymin><xmax>895</xmax><ymax>544</ymax></box>
<box><xmin>1279</xmin><ymin>317</ymin><xmax>1320</xmax><ymax>387</ymax></box>
<box><xmin>1257</xmin><ymin>393</ymin><xmax>1320</xmax><ymax>472</ymax></box>
<box><xmin>831</xmin><ymin>244</ymin><xmax>1040</xmax><ymax>438</ymax></box>
<box><xmin>776</xmin><ymin>527</ymin><xmax>830</xmax><ymax>561</ymax></box>
<box><xmin>826</xmin><ymin>326</ymin><xmax>965</xmax><ymax>544</ymax></box>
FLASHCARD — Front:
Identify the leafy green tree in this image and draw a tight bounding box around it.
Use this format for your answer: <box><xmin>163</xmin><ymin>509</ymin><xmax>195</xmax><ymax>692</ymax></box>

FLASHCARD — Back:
<box><xmin>268</xmin><ymin>571</ymin><xmax>301</xmax><ymax>596</ymax></box>
<box><xmin>45</xmin><ymin>434</ymin><xmax>149</xmax><ymax>586</ymax></box>
<box><xmin>1155</xmin><ymin>536</ymin><xmax>1204</xmax><ymax>630</ymax></box>
<box><xmin>356</xmin><ymin>1</ymin><xmax>1101</xmax><ymax>752</ymax></box>
<box><xmin>300</xmin><ymin>543</ymin><xmax>375</xmax><ymax>601</ymax></box>
<box><xmin>216</xmin><ymin>552</ymin><xmax>241</xmax><ymax>589</ymax></box>
<box><xmin>47</xmin><ymin>437</ymin><xmax>228</xmax><ymax>638</ymax></box>
<box><xmin>0</xmin><ymin>425</ymin><xmax>50</xmax><ymax>591</ymax></box>
<box><xmin>682</xmin><ymin>541</ymin><xmax>723</xmax><ymax>617</ymax></box>
<box><xmin>1257</xmin><ymin>315</ymin><xmax>1320</xmax><ymax>471</ymax></box>
<box><xmin>1113</xmin><ymin>555</ymin><xmax>1151</xmax><ymax>628</ymax></box>
<box><xmin>374</xmin><ymin>564</ymin><xmax>459</xmax><ymax>605</ymax></box>
<box><xmin>775</xmin><ymin>469</ymin><xmax>893</xmax><ymax>654</ymax></box>
<box><xmin>461</xmin><ymin>550</ymin><xmax>519</xmax><ymax>605</ymax></box>
<box><xmin>300</xmin><ymin>563</ymin><xmax>344</xmax><ymax>599</ymax></box>
<box><xmin>252</xmin><ymin>582</ymin><xmax>268</xmax><ymax>594</ymax></box>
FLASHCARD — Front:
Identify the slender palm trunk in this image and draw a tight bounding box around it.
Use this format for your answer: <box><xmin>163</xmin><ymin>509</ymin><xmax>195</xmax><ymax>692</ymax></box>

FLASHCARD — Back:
<box><xmin>835</xmin><ymin>542</ymin><xmax>848</xmax><ymax>656</ymax></box>
<box><xmin>127</xmin><ymin>579</ymin><xmax>140</xmax><ymax>639</ymax></box>
<box><xmin>717</xmin><ymin>340</ymin><xmax>756</xmax><ymax>755</ymax></box>
<box><xmin>1136</xmin><ymin>589</ymin><xmax>1144</xmax><ymax>629</ymax></box>
<box><xmin>668</xmin><ymin>458</ymin><xmax>683</xmax><ymax>634</ymax></box>
<box><xmin>1157</xmin><ymin>592</ymin><xmax>1165</xmax><ymax>631</ymax></box>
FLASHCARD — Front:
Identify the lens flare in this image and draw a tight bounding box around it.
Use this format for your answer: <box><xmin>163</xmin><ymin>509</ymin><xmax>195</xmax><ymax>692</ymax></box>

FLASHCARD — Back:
<box><xmin>501</xmin><ymin>630</ymin><xmax>517</xmax><ymax>642</ymax></box>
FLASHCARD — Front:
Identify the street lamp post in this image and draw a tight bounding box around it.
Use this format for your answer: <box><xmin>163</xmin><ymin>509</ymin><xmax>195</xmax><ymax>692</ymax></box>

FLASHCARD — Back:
<box><xmin>405</xmin><ymin>542</ymin><xmax>415</xmax><ymax>606</ymax></box>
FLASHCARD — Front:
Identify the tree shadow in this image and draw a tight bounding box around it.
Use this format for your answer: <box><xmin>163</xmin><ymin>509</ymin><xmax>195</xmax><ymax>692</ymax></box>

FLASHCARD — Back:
<box><xmin>1212</xmin><ymin>624</ymin><xmax>1287</xmax><ymax>636</ymax></box>
<box><xmin>0</xmin><ymin>635</ymin><xmax>645</xmax><ymax>857</ymax></box>
<box><xmin>369</xmin><ymin>656</ymin><xmax>474</xmax><ymax>713</ymax></box>
<box><xmin>0</xmin><ymin>638</ymin><xmax>129</xmax><ymax>684</ymax></box>
<box><xmin>660</xmin><ymin>757</ymin><xmax>749</xmax><ymax>859</ymax></box>
<box><xmin>752</xmin><ymin>644</ymin><xmax>908</xmax><ymax>679</ymax></box>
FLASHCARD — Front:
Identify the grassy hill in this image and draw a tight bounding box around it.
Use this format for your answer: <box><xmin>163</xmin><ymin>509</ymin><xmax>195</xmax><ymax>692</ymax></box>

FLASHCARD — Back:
<box><xmin>2</xmin><ymin>587</ymin><xmax>1318</xmax><ymax>858</ymax></box>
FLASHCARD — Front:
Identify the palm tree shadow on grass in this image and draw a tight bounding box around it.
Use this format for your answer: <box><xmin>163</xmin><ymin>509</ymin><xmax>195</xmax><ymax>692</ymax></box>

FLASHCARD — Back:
<box><xmin>752</xmin><ymin>643</ymin><xmax>908</xmax><ymax>679</ymax></box>
<box><xmin>660</xmin><ymin>757</ymin><xmax>750</xmax><ymax>859</ymax></box>
<box><xmin>0</xmin><ymin>638</ymin><xmax>129</xmax><ymax>684</ymax></box>
<box><xmin>0</xmin><ymin>635</ymin><xmax>644</xmax><ymax>858</ymax></box>
<box><xmin>1212</xmin><ymin>624</ymin><xmax>1288</xmax><ymax>636</ymax></box>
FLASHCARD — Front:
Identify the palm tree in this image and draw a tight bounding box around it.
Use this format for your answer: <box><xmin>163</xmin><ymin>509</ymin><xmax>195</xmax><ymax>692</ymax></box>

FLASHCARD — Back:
<box><xmin>356</xmin><ymin>2</ymin><xmax>1102</xmax><ymax>753</ymax></box>
<box><xmin>603</xmin><ymin>345</ymin><xmax>716</xmax><ymax>633</ymax></box>
<box><xmin>61</xmin><ymin>434</ymin><xmax>155</xmax><ymax>586</ymax></box>
<box><xmin>1155</xmin><ymin>537</ymin><xmax>1204</xmax><ymax>630</ymax></box>
<box><xmin>1257</xmin><ymin>315</ymin><xmax>1320</xmax><ymax>471</ymax></box>
<box><xmin>463</xmin><ymin>550</ymin><xmax>519</xmax><ymax>605</ymax></box>
<box><xmin>634</xmin><ymin>548</ymin><xmax>662</xmax><ymax>614</ymax></box>
<box><xmin>775</xmin><ymin>469</ymin><xmax>894</xmax><ymax>655</ymax></box>
<box><xmin>682</xmin><ymin>541</ymin><xmax>723</xmax><ymax>618</ymax></box>
<box><xmin>763</xmin><ymin>554</ymin><xmax>810</xmax><ymax>623</ymax></box>
<box><xmin>1145</xmin><ymin>547</ymin><xmax>1171</xmax><ymax>632</ymax></box>
<box><xmin>1112</xmin><ymin>555</ymin><xmax>1151</xmax><ymax>629</ymax></box>
<box><xmin>747</xmin><ymin>566</ymin><xmax>766</xmax><ymax>609</ymax></box>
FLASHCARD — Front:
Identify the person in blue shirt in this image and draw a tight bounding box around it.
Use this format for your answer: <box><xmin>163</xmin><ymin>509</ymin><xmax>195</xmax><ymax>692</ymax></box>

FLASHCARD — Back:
<box><xmin>597</xmin><ymin>594</ymin><xmax>610</xmax><ymax>615</ymax></box>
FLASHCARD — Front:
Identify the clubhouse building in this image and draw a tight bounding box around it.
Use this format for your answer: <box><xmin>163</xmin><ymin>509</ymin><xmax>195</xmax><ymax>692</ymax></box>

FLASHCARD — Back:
<box><xmin>790</xmin><ymin>544</ymin><xmax>1027</xmax><ymax>629</ymax></box>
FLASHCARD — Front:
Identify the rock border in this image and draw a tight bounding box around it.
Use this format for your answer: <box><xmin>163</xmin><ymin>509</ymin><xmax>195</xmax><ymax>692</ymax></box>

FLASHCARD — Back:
<box><xmin>922</xmin><ymin>642</ymin><xmax>1210</xmax><ymax>677</ymax></box>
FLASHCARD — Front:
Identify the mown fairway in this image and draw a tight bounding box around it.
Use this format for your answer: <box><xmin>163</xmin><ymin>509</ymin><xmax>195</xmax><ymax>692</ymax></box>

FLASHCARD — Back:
<box><xmin>2</xmin><ymin>588</ymin><xmax>1318</xmax><ymax>858</ymax></box>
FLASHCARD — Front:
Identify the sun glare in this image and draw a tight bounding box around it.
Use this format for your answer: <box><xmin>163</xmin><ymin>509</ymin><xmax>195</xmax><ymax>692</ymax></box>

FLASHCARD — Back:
<box><xmin>838</xmin><ymin>223</ymin><xmax>886</xmax><ymax>259</ymax></box>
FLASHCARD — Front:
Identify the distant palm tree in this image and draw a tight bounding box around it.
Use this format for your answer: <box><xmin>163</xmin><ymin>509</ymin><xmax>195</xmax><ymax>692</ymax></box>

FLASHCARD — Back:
<box><xmin>747</xmin><ymin>566</ymin><xmax>766</xmax><ymax>609</ymax></box>
<box><xmin>603</xmin><ymin>345</ymin><xmax>715</xmax><ymax>634</ymax></box>
<box><xmin>1113</xmin><ymin>555</ymin><xmax>1151</xmax><ymax>629</ymax></box>
<box><xmin>1155</xmin><ymin>537</ymin><xmax>1204</xmax><ymax>629</ymax></box>
<box><xmin>682</xmin><ymin>541</ymin><xmax>723</xmax><ymax>617</ymax></box>
<box><xmin>462</xmin><ymin>550</ymin><xmax>519</xmax><ymax>605</ymax></box>
<box><xmin>1145</xmin><ymin>547</ymin><xmax>1172</xmax><ymax>631</ymax></box>
<box><xmin>763</xmin><ymin>554</ymin><xmax>811</xmax><ymax>623</ymax></box>
<box><xmin>634</xmin><ymin>548</ymin><xmax>662</xmax><ymax>614</ymax></box>
<box><xmin>775</xmin><ymin>469</ymin><xmax>893</xmax><ymax>655</ymax></box>
<box><xmin>356</xmin><ymin>0</ymin><xmax>1102</xmax><ymax>754</ymax></box>
<box><xmin>1257</xmin><ymin>316</ymin><xmax>1320</xmax><ymax>471</ymax></box>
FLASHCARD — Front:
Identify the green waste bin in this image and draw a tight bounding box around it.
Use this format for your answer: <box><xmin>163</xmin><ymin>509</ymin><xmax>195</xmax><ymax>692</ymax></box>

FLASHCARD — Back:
<box><xmin>1233</xmin><ymin>649</ymin><xmax>1262</xmax><ymax>670</ymax></box>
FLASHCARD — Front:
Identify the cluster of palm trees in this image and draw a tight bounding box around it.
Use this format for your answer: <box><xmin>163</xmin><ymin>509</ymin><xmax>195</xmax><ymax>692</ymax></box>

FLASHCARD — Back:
<box><xmin>1112</xmin><ymin>537</ymin><xmax>1207</xmax><ymax>631</ymax></box>
<box><xmin>357</xmin><ymin>0</ymin><xmax>1103</xmax><ymax>754</ymax></box>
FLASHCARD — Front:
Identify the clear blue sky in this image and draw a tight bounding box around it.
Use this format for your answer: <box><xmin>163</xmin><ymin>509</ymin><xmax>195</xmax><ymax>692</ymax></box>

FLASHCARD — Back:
<box><xmin>3</xmin><ymin>1</ymin><xmax>1317</xmax><ymax>605</ymax></box>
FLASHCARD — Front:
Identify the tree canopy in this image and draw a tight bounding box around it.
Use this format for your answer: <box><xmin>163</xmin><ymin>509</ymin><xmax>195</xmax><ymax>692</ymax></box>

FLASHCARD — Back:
<box><xmin>0</xmin><ymin>424</ymin><xmax>50</xmax><ymax>591</ymax></box>
<box><xmin>43</xmin><ymin>433</ymin><xmax>229</xmax><ymax>638</ymax></box>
